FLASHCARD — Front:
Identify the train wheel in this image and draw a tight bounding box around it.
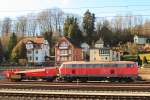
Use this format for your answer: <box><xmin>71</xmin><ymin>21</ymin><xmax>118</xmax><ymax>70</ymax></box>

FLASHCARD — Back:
<box><xmin>119</xmin><ymin>78</ymin><xmax>133</xmax><ymax>83</ymax></box>
<box><xmin>65</xmin><ymin>78</ymin><xmax>73</xmax><ymax>82</ymax></box>
<box><xmin>126</xmin><ymin>78</ymin><xmax>134</xmax><ymax>82</ymax></box>
<box><xmin>80</xmin><ymin>78</ymin><xmax>87</xmax><ymax>83</ymax></box>
<box><xmin>108</xmin><ymin>78</ymin><xmax>118</xmax><ymax>82</ymax></box>
<box><xmin>11</xmin><ymin>79</ymin><xmax>22</xmax><ymax>82</ymax></box>
<box><xmin>46</xmin><ymin>79</ymin><xmax>53</xmax><ymax>82</ymax></box>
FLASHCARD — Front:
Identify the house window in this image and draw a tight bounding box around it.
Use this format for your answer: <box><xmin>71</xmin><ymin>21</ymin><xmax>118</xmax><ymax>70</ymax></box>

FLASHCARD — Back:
<box><xmin>60</xmin><ymin>50</ymin><xmax>68</xmax><ymax>54</ymax></box>
<box><xmin>105</xmin><ymin>57</ymin><xmax>107</xmax><ymax>60</ymax></box>
<box><xmin>57</xmin><ymin>57</ymin><xmax>60</xmax><ymax>61</ymax></box>
<box><xmin>64</xmin><ymin>57</ymin><xmax>67</xmax><ymax>61</ymax></box>
<box><xmin>57</xmin><ymin>50</ymin><xmax>60</xmax><ymax>55</ymax></box>
<box><xmin>135</xmin><ymin>39</ymin><xmax>137</xmax><ymax>43</ymax></box>
<box><xmin>69</xmin><ymin>50</ymin><xmax>71</xmax><ymax>54</ymax></box>
<box><xmin>101</xmin><ymin>50</ymin><xmax>104</xmax><ymax>54</ymax></box>
<box><xmin>27</xmin><ymin>51</ymin><xmax>32</xmax><ymax>54</ymax></box>
<box><xmin>36</xmin><ymin>57</ymin><xmax>38</xmax><ymax>61</ymax></box>
<box><xmin>30</xmin><ymin>56</ymin><xmax>32</xmax><ymax>60</ymax></box>
<box><xmin>69</xmin><ymin>56</ymin><xmax>72</xmax><ymax>60</ymax></box>
<box><xmin>94</xmin><ymin>50</ymin><xmax>96</xmax><ymax>54</ymax></box>
<box><xmin>105</xmin><ymin>50</ymin><xmax>109</xmax><ymax>54</ymax></box>
<box><xmin>60</xmin><ymin>57</ymin><xmax>63</xmax><ymax>61</ymax></box>
<box><xmin>36</xmin><ymin>50</ymin><xmax>38</xmax><ymax>54</ymax></box>
<box><xmin>112</xmin><ymin>51</ymin><xmax>114</xmax><ymax>55</ymax></box>
<box><xmin>146</xmin><ymin>39</ymin><xmax>150</xmax><ymax>43</ymax></box>
<box><xmin>60</xmin><ymin>50</ymin><xmax>63</xmax><ymax>54</ymax></box>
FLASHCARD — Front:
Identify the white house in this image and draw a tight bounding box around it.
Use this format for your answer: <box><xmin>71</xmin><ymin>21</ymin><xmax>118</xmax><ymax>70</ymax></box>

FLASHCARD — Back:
<box><xmin>134</xmin><ymin>35</ymin><xmax>150</xmax><ymax>45</ymax></box>
<box><xmin>26</xmin><ymin>37</ymin><xmax>49</xmax><ymax>65</ymax></box>
<box><xmin>90</xmin><ymin>38</ymin><xmax>120</xmax><ymax>61</ymax></box>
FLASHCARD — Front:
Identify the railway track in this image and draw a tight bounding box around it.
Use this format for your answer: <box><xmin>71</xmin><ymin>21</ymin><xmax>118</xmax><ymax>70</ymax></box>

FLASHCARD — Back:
<box><xmin>1</xmin><ymin>79</ymin><xmax>150</xmax><ymax>85</ymax></box>
<box><xmin>0</xmin><ymin>81</ymin><xmax>149</xmax><ymax>99</ymax></box>
<box><xmin>0</xmin><ymin>89</ymin><xmax>149</xmax><ymax>100</ymax></box>
<box><xmin>0</xmin><ymin>82</ymin><xmax>150</xmax><ymax>92</ymax></box>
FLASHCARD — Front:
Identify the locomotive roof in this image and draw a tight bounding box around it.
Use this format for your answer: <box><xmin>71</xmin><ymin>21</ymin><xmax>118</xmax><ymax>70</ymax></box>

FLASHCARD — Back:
<box><xmin>62</xmin><ymin>61</ymin><xmax>135</xmax><ymax>64</ymax></box>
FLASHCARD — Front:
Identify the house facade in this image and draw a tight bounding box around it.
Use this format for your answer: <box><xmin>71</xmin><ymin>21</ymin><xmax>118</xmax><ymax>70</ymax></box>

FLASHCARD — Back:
<box><xmin>90</xmin><ymin>48</ymin><xmax>120</xmax><ymax>62</ymax></box>
<box><xmin>90</xmin><ymin>38</ymin><xmax>120</xmax><ymax>61</ymax></box>
<box><xmin>134</xmin><ymin>35</ymin><xmax>150</xmax><ymax>45</ymax></box>
<box><xmin>26</xmin><ymin>37</ymin><xmax>49</xmax><ymax>65</ymax></box>
<box><xmin>55</xmin><ymin>37</ymin><xmax>83</xmax><ymax>65</ymax></box>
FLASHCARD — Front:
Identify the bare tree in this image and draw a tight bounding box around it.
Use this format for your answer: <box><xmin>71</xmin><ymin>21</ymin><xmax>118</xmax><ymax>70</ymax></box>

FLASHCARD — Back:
<box><xmin>0</xmin><ymin>21</ymin><xmax>3</xmax><ymax>35</ymax></box>
<box><xmin>26</xmin><ymin>14</ymin><xmax>37</xmax><ymax>36</ymax></box>
<box><xmin>37</xmin><ymin>8</ymin><xmax>64</xmax><ymax>34</ymax></box>
<box><xmin>51</xmin><ymin>8</ymin><xmax>64</xmax><ymax>32</ymax></box>
<box><xmin>37</xmin><ymin>9</ymin><xmax>53</xmax><ymax>33</ymax></box>
<box><xmin>15</xmin><ymin>16</ymin><xmax>27</xmax><ymax>37</ymax></box>
<box><xmin>1</xmin><ymin>17</ymin><xmax>12</xmax><ymax>36</ymax></box>
<box><xmin>111</xmin><ymin>16</ymin><xmax>123</xmax><ymax>32</ymax></box>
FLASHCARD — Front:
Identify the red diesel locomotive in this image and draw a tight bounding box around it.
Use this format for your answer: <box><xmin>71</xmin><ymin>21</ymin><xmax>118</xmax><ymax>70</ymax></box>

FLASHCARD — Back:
<box><xmin>59</xmin><ymin>61</ymin><xmax>138</xmax><ymax>82</ymax></box>
<box><xmin>5</xmin><ymin>61</ymin><xmax>138</xmax><ymax>82</ymax></box>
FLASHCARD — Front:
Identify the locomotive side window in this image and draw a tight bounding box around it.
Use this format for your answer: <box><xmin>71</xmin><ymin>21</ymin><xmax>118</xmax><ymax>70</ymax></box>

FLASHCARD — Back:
<box><xmin>93</xmin><ymin>64</ymin><xmax>98</xmax><ymax>67</ymax></box>
<box><xmin>127</xmin><ymin>64</ymin><xmax>133</xmax><ymax>67</ymax></box>
<box><xmin>78</xmin><ymin>64</ymin><xmax>83</xmax><ymax>68</ymax></box>
<box><xmin>65</xmin><ymin>64</ymin><xmax>70</xmax><ymax>68</ymax></box>
<box><xmin>103</xmin><ymin>64</ymin><xmax>111</xmax><ymax>67</ymax></box>
<box><xmin>118</xmin><ymin>64</ymin><xmax>126</xmax><ymax>67</ymax></box>
<box><xmin>82</xmin><ymin>64</ymin><xmax>86</xmax><ymax>68</ymax></box>
<box><xmin>112</xmin><ymin>64</ymin><xmax>117</xmax><ymax>67</ymax></box>
<box><xmin>91</xmin><ymin>64</ymin><xmax>95</xmax><ymax>68</ymax></box>
<box><xmin>98</xmin><ymin>64</ymin><xmax>103</xmax><ymax>67</ymax></box>
<box><xmin>86</xmin><ymin>64</ymin><xmax>91</xmax><ymax>68</ymax></box>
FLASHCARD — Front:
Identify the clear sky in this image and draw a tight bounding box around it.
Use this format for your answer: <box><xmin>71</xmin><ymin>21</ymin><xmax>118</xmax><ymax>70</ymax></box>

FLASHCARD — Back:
<box><xmin>0</xmin><ymin>0</ymin><xmax>150</xmax><ymax>19</ymax></box>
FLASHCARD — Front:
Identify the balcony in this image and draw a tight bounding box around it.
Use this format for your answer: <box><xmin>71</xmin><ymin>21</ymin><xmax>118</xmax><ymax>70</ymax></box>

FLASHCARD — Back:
<box><xmin>59</xmin><ymin>53</ymin><xmax>69</xmax><ymax>56</ymax></box>
<box><xmin>59</xmin><ymin>46</ymin><xmax>68</xmax><ymax>49</ymax></box>
<box><xmin>99</xmin><ymin>53</ymin><xmax>110</xmax><ymax>56</ymax></box>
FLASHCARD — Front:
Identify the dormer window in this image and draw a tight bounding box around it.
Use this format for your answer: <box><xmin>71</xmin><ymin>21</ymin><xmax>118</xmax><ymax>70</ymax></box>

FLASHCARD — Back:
<box><xmin>60</xmin><ymin>41</ymin><xmax>68</xmax><ymax>47</ymax></box>
<box><xmin>59</xmin><ymin>41</ymin><xmax>69</xmax><ymax>49</ymax></box>
<box><xmin>26</xmin><ymin>43</ymin><xmax>33</xmax><ymax>49</ymax></box>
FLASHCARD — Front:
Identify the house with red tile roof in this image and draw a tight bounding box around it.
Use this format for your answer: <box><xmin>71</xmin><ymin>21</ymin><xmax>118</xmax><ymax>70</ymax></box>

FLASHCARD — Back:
<box><xmin>25</xmin><ymin>37</ymin><xmax>49</xmax><ymax>65</ymax></box>
<box><xmin>55</xmin><ymin>37</ymin><xmax>83</xmax><ymax>65</ymax></box>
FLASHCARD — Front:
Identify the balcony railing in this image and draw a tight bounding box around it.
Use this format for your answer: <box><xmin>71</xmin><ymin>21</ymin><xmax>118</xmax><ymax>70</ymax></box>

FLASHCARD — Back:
<box><xmin>59</xmin><ymin>46</ymin><xmax>68</xmax><ymax>49</ymax></box>
<box><xmin>59</xmin><ymin>53</ymin><xmax>69</xmax><ymax>56</ymax></box>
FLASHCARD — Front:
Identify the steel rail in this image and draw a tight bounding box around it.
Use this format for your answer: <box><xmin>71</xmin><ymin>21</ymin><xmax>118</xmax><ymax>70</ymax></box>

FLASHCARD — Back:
<box><xmin>0</xmin><ymin>89</ymin><xmax>149</xmax><ymax>100</ymax></box>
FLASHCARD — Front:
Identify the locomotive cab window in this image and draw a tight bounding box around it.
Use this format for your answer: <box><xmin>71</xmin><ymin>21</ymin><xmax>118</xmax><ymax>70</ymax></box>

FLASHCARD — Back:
<box><xmin>65</xmin><ymin>64</ymin><xmax>70</xmax><ymax>68</ymax></box>
<box><xmin>63</xmin><ymin>64</ymin><xmax>67</xmax><ymax>68</ymax></box>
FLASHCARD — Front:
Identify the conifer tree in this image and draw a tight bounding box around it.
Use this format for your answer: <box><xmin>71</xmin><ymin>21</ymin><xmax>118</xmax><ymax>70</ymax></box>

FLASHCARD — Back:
<box><xmin>8</xmin><ymin>32</ymin><xmax>17</xmax><ymax>60</ymax></box>
<box><xmin>83</xmin><ymin>10</ymin><xmax>95</xmax><ymax>46</ymax></box>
